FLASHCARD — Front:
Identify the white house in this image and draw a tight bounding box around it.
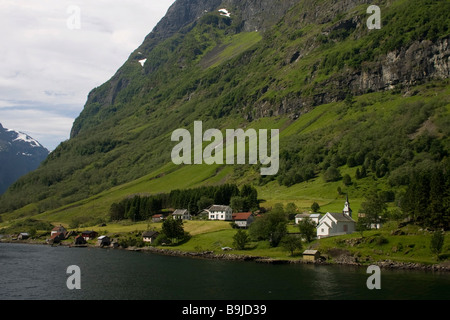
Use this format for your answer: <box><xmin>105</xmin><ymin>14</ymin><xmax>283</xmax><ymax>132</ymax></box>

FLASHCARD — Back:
<box><xmin>206</xmin><ymin>205</ymin><xmax>233</xmax><ymax>221</ymax></box>
<box><xmin>296</xmin><ymin>213</ymin><xmax>322</xmax><ymax>225</ymax></box>
<box><xmin>295</xmin><ymin>213</ymin><xmax>310</xmax><ymax>224</ymax></box>
<box><xmin>172</xmin><ymin>209</ymin><xmax>192</xmax><ymax>221</ymax></box>
<box><xmin>316</xmin><ymin>196</ymin><xmax>355</xmax><ymax>239</ymax></box>
<box><xmin>232</xmin><ymin>212</ymin><xmax>254</xmax><ymax>228</ymax></box>
<box><xmin>309</xmin><ymin>214</ymin><xmax>322</xmax><ymax>225</ymax></box>
<box><xmin>358</xmin><ymin>213</ymin><xmax>383</xmax><ymax>229</ymax></box>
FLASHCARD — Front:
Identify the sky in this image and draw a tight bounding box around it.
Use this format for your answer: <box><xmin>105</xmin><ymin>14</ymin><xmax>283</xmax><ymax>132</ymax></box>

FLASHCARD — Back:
<box><xmin>0</xmin><ymin>0</ymin><xmax>175</xmax><ymax>151</ymax></box>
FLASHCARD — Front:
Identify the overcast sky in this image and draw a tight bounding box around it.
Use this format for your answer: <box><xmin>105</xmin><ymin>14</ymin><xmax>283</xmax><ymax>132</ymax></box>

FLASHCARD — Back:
<box><xmin>0</xmin><ymin>0</ymin><xmax>175</xmax><ymax>151</ymax></box>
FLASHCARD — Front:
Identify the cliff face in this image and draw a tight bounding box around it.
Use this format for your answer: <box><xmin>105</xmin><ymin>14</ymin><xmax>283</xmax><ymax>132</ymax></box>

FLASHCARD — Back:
<box><xmin>255</xmin><ymin>36</ymin><xmax>450</xmax><ymax>119</ymax></box>
<box><xmin>73</xmin><ymin>0</ymin><xmax>450</xmax><ymax>129</ymax></box>
<box><xmin>71</xmin><ymin>0</ymin><xmax>300</xmax><ymax>138</ymax></box>
<box><xmin>357</xmin><ymin>38</ymin><xmax>450</xmax><ymax>91</ymax></box>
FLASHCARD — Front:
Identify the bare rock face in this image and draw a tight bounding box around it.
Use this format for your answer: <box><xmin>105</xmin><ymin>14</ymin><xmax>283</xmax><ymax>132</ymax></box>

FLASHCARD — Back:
<box><xmin>353</xmin><ymin>37</ymin><xmax>450</xmax><ymax>93</ymax></box>
<box><xmin>253</xmin><ymin>36</ymin><xmax>450</xmax><ymax>119</ymax></box>
<box><xmin>221</xmin><ymin>0</ymin><xmax>299</xmax><ymax>32</ymax></box>
<box><xmin>143</xmin><ymin>0</ymin><xmax>223</xmax><ymax>46</ymax></box>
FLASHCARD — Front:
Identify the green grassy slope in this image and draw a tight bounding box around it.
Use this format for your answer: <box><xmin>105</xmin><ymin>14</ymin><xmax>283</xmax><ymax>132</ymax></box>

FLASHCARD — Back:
<box><xmin>1</xmin><ymin>80</ymin><xmax>448</xmax><ymax>229</ymax></box>
<box><xmin>0</xmin><ymin>0</ymin><xmax>449</xmax><ymax>232</ymax></box>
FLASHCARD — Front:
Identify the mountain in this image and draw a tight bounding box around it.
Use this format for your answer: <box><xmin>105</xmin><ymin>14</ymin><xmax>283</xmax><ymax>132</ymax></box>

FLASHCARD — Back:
<box><xmin>0</xmin><ymin>123</ymin><xmax>49</xmax><ymax>194</ymax></box>
<box><xmin>0</xmin><ymin>0</ymin><xmax>448</xmax><ymax>224</ymax></box>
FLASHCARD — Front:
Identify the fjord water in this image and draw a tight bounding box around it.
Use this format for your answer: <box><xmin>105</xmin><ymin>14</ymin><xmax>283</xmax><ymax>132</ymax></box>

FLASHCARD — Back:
<box><xmin>0</xmin><ymin>243</ymin><xmax>448</xmax><ymax>300</ymax></box>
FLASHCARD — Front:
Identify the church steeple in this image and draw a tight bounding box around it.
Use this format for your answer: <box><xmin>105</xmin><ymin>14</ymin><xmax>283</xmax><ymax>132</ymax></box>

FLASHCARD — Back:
<box><xmin>343</xmin><ymin>194</ymin><xmax>352</xmax><ymax>218</ymax></box>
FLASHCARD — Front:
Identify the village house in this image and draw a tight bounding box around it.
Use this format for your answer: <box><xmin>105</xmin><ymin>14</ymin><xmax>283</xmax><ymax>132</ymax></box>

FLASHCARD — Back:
<box><xmin>74</xmin><ymin>235</ymin><xmax>87</xmax><ymax>245</ymax></box>
<box><xmin>358</xmin><ymin>212</ymin><xmax>384</xmax><ymax>229</ymax></box>
<box><xmin>50</xmin><ymin>225</ymin><xmax>68</xmax><ymax>242</ymax></box>
<box><xmin>309</xmin><ymin>214</ymin><xmax>322</xmax><ymax>225</ymax></box>
<box><xmin>81</xmin><ymin>230</ymin><xmax>98</xmax><ymax>241</ymax></box>
<box><xmin>97</xmin><ymin>235</ymin><xmax>111</xmax><ymax>247</ymax></box>
<box><xmin>295</xmin><ymin>213</ymin><xmax>321</xmax><ymax>225</ymax></box>
<box><xmin>232</xmin><ymin>212</ymin><xmax>254</xmax><ymax>228</ymax></box>
<box><xmin>152</xmin><ymin>214</ymin><xmax>164</xmax><ymax>223</ymax></box>
<box><xmin>142</xmin><ymin>231</ymin><xmax>159</xmax><ymax>243</ymax></box>
<box><xmin>206</xmin><ymin>205</ymin><xmax>233</xmax><ymax>221</ymax></box>
<box><xmin>316</xmin><ymin>197</ymin><xmax>355</xmax><ymax>239</ymax></box>
<box><xmin>295</xmin><ymin>213</ymin><xmax>310</xmax><ymax>224</ymax></box>
<box><xmin>302</xmin><ymin>250</ymin><xmax>321</xmax><ymax>262</ymax></box>
<box><xmin>18</xmin><ymin>233</ymin><xmax>30</xmax><ymax>240</ymax></box>
<box><xmin>172</xmin><ymin>209</ymin><xmax>192</xmax><ymax>221</ymax></box>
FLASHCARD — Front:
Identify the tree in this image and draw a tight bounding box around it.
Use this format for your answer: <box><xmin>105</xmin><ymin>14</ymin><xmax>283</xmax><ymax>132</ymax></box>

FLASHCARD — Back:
<box><xmin>324</xmin><ymin>166</ymin><xmax>341</xmax><ymax>182</ymax></box>
<box><xmin>162</xmin><ymin>216</ymin><xmax>185</xmax><ymax>244</ymax></box>
<box><xmin>197</xmin><ymin>196</ymin><xmax>214</xmax><ymax>212</ymax></box>
<box><xmin>343</xmin><ymin>174</ymin><xmax>352</xmax><ymax>186</ymax></box>
<box><xmin>430</xmin><ymin>230</ymin><xmax>445</xmax><ymax>257</ymax></box>
<box><xmin>240</xmin><ymin>184</ymin><xmax>259</xmax><ymax>210</ymax></box>
<box><xmin>109</xmin><ymin>202</ymin><xmax>125</xmax><ymax>221</ymax></box>
<box><xmin>285</xmin><ymin>202</ymin><xmax>298</xmax><ymax>220</ymax></box>
<box><xmin>248</xmin><ymin>204</ymin><xmax>288</xmax><ymax>247</ymax></box>
<box><xmin>28</xmin><ymin>227</ymin><xmax>37</xmax><ymax>238</ymax></box>
<box><xmin>233</xmin><ymin>229</ymin><xmax>250</xmax><ymax>250</ymax></box>
<box><xmin>311</xmin><ymin>202</ymin><xmax>320</xmax><ymax>213</ymax></box>
<box><xmin>280</xmin><ymin>235</ymin><xmax>303</xmax><ymax>256</ymax></box>
<box><xmin>297</xmin><ymin>217</ymin><xmax>317</xmax><ymax>242</ymax></box>
<box><xmin>360</xmin><ymin>193</ymin><xmax>388</xmax><ymax>229</ymax></box>
<box><xmin>355</xmin><ymin>168</ymin><xmax>361</xmax><ymax>180</ymax></box>
<box><xmin>230</xmin><ymin>196</ymin><xmax>246</xmax><ymax>213</ymax></box>
<box><xmin>356</xmin><ymin>216</ymin><xmax>370</xmax><ymax>237</ymax></box>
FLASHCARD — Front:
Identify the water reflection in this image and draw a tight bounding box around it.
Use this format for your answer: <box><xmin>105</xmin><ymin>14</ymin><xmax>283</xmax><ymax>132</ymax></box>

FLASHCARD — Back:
<box><xmin>0</xmin><ymin>243</ymin><xmax>449</xmax><ymax>300</ymax></box>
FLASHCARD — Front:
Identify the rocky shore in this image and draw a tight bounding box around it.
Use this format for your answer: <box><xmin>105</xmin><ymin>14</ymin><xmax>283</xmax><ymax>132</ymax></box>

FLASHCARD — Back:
<box><xmin>126</xmin><ymin>245</ymin><xmax>450</xmax><ymax>272</ymax></box>
<box><xmin>3</xmin><ymin>239</ymin><xmax>449</xmax><ymax>272</ymax></box>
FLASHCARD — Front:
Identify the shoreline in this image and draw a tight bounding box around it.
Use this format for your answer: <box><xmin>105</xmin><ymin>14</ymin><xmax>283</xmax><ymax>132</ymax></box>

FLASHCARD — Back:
<box><xmin>2</xmin><ymin>239</ymin><xmax>449</xmax><ymax>272</ymax></box>
<box><xmin>132</xmin><ymin>245</ymin><xmax>450</xmax><ymax>272</ymax></box>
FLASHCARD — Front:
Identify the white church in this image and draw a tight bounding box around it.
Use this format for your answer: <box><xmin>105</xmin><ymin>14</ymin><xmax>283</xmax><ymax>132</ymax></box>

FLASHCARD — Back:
<box><xmin>317</xmin><ymin>195</ymin><xmax>356</xmax><ymax>239</ymax></box>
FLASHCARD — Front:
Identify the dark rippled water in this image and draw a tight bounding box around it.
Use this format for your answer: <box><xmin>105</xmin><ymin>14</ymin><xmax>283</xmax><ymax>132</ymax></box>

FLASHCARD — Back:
<box><xmin>0</xmin><ymin>243</ymin><xmax>449</xmax><ymax>300</ymax></box>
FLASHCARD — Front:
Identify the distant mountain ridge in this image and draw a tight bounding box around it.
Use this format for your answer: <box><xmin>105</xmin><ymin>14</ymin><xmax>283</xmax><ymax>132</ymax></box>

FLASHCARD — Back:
<box><xmin>0</xmin><ymin>123</ymin><xmax>49</xmax><ymax>194</ymax></box>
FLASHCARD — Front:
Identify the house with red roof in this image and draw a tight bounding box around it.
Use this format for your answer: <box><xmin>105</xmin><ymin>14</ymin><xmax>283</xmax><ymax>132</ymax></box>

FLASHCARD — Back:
<box><xmin>81</xmin><ymin>231</ymin><xmax>98</xmax><ymax>241</ymax></box>
<box><xmin>152</xmin><ymin>214</ymin><xmax>164</xmax><ymax>223</ymax></box>
<box><xmin>232</xmin><ymin>212</ymin><xmax>254</xmax><ymax>228</ymax></box>
<box><xmin>50</xmin><ymin>225</ymin><xmax>68</xmax><ymax>241</ymax></box>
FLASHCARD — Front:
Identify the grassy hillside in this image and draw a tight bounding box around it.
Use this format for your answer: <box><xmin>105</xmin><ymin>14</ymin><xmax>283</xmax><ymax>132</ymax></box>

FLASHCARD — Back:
<box><xmin>1</xmin><ymin>80</ymin><xmax>448</xmax><ymax>229</ymax></box>
<box><xmin>0</xmin><ymin>0</ymin><xmax>449</xmax><ymax>241</ymax></box>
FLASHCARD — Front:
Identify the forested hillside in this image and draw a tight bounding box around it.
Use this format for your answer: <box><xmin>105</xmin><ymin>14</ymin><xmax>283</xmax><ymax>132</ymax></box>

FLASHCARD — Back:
<box><xmin>0</xmin><ymin>0</ymin><xmax>448</xmax><ymax>230</ymax></box>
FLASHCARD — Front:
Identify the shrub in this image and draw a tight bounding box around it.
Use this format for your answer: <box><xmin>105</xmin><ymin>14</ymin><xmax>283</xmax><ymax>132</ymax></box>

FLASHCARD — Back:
<box><xmin>375</xmin><ymin>236</ymin><xmax>389</xmax><ymax>246</ymax></box>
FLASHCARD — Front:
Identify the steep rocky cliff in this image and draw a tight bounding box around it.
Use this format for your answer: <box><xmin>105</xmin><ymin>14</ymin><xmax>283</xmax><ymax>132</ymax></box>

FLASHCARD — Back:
<box><xmin>71</xmin><ymin>0</ymin><xmax>299</xmax><ymax>138</ymax></box>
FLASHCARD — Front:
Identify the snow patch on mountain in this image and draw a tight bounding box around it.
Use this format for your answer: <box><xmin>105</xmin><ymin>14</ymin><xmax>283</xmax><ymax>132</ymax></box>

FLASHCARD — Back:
<box><xmin>7</xmin><ymin>129</ymin><xmax>43</xmax><ymax>148</ymax></box>
<box><xmin>218</xmin><ymin>8</ymin><xmax>231</xmax><ymax>17</ymax></box>
<box><xmin>139</xmin><ymin>58</ymin><xmax>147</xmax><ymax>67</ymax></box>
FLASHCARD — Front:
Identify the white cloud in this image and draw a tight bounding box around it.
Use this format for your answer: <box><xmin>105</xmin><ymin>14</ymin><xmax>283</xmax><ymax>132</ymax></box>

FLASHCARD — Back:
<box><xmin>0</xmin><ymin>0</ymin><xmax>175</xmax><ymax>150</ymax></box>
